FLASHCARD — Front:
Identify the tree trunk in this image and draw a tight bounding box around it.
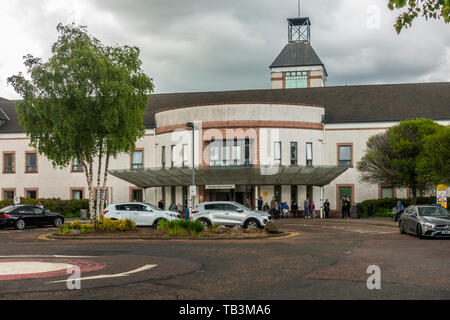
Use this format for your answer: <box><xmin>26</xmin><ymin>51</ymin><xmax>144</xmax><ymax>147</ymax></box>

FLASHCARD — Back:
<box><xmin>95</xmin><ymin>144</ymin><xmax>103</xmax><ymax>218</ymax></box>
<box><xmin>411</xmin><ymin>185</ymin><xmax>417</xmax><ymax>205</ymax></box>
<box><xmin>88</xmin><ymin>160</ymin><xmax>95</xmax><ymax>221</ymax></box>
<box><xmin>100</xmin><ymin>153</ymin><xmax>110</xmax><ymax>214</ymax></box>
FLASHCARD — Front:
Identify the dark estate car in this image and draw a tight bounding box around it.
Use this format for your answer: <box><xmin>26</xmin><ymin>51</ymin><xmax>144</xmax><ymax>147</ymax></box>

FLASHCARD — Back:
<box><xmin>0</xmin><ymin>205</ymin><xmax>64</xmax><ymax>230</ymax></box>
<box><xmin>399</xmin><ymin>205</ymin><xmax>450</xmax><ymax>239</ymax></box>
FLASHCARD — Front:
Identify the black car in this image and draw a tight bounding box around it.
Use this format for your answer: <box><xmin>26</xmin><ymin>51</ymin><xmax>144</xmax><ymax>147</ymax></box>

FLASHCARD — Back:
<box><xmin>0</xmin><ymin>205</ymin><xmax>64</xmax><ymax>230</ymax></box>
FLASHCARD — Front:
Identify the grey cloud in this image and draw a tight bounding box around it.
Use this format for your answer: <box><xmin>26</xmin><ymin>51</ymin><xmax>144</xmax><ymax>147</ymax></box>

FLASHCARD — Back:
<box><xmin>1</xmin><ymin>0</ymin><xmax>449</xmax><ymax>99</ymax></box>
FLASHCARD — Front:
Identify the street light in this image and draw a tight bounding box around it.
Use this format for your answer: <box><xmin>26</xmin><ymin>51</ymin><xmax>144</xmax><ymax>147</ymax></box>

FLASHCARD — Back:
<box><xmin>186</xmin><ymin>122</ymin><xmax>196</xmax><ymax>220</ymax></box>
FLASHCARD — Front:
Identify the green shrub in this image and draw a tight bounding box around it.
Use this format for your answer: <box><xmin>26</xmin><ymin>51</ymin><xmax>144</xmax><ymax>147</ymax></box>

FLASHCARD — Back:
<box><xmin>357</xmin><ymin>196</ymin><xmax>435</xmax><ymax>217</ymax></box>
<box><xmin>0</xmin><ymin>197</ymin><xmax>89</xmax><ymax>218</ymax></box>
<box><xmin>94</xmin><ymin>215</ymin><xmax>136</xmax><ymax>232</ymax></box>
<box><xmin>158</xmin><ymin>219</ymin><xmax>204</xmax><ymax>237</ymax></box>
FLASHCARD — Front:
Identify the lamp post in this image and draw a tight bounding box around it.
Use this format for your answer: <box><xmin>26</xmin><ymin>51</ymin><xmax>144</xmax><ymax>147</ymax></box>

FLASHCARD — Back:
<box><xmin>186</xmin><ymin>122</ymin><xmax>196</xmax><ymax>220</ymax></box>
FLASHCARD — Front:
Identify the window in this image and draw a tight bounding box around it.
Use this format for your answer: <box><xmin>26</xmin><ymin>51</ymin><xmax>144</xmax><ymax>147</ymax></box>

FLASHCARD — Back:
<box><xmin>285</xmin><ymin>71</ymin><xmax>308</xmax><ymax>88</ymax></box>
<box><xmin>25</xmin><ymin>189</ymin><xmax>38</xmax><ymax>199</ymax></box>
<box><xmin>161</xmin><ymin>146</ymin><xmax>166</xmax><ymax>168</ymax></box>
<box><xmin>338</xmin><ymin>145</ymin><xmax>352</xmax><ymax>167</ymax></box>
<box><xmin>209</xmin><ymin>139</ymin><xmax>252</xmax><ymax>167</ymax></box>
<box><xmin>71</xmin><ymin>189</ymin><xmax>84</xmax><ymax>200</ymax></box>
<box><xmin>306</xmin><ymin>143</ymin><xmax>313</xmax><ymax>166</ymax></box>
<box><xmin>71</xmin><ymin>157</ymin><xmax>84</xmax><ymax>172</ymax></box>
<box><xmin>182</xmin><ymin>144</ymin><xmax>188</xmax><ymax>167</ymax></box>
<box><xmin>3</xmin><ymin>152</ymin><xmax>15</xmax><ymax>173</ymax></box>
<box><xmin>25</xmin><ymin>152</ymin><xmax>38</xmax><ymax>173</ymax></box>
<box><xmin>2</xmin><ymin>189</ymin><xmax>15</xmax><ymax>200</ymax></box>
<box><xmin>131</xmin><ymin>150</ymin><xmax>143</xmax><ymax>169</ymax></box>
<box><xmin>130</xmin><ymin>188</ymin><xmax>143</xmax><ymax>202</ymax></box>
<box><xmin>274</xmin><ymin>142</ymin><xmax>281</xmax><ymax>162</ymax></box>
<box><xmin>380</xmin><ymin>186</ymin><xmax>395</xmax><ymax>199</ymax></box>
<box><xmin>290</xmin><ymin>142</ymin><xmax>298</xmax><ymax>165</ymax></box>
<box><xmin>33</xmin><ymin>207</ymin><xmax>45</xmax><ymax>215</ymax></box>
<box><xmin>171</xmin><ymin>145</ymin><xmax>175</xmax><ymax>168</ymax></box>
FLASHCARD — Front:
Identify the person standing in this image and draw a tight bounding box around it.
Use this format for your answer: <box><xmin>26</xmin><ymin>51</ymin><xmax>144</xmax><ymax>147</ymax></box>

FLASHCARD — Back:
<box><xmin>257</xmin><ymin>196</ymin><xmax>263</xmax><ymax>212</ymax></box>
<box><xmin>270</xmin><ymin>197</ymin><xmax>279</xmax><ymax>219</ymax></box>
<box><xmin>341</xmin><ymin>196</ymin><xmax>347</xmax><ymax>218</ymax></box>
<box><xmin>291</xmin><ymin>202</ymin><xmax>299</xmax><ymax>218</ymax></box>
<box><xmin>304</xmin><ymin>197</ymin><xmax>310</xmax><ymax>219</ymax></box>
<box><xmin>324</xmin><ymin>199</ymin><xmax>330</xmax><ymax>219</ymax></box>
<box><xmin>345</xmin><ymin>197</ymin><xmax>352</xmax><ymax>218</ymax></box>
<box><xmin>158</xmin><ymin>200</ymin><xmax>164</xmax><ymax>210</ymax></box>
<box><xmin>395</xmin><ymin>200</ymin><xmax>404</xmax><ymax>222</ymax></box>
<box><xmin>309</xmin><ymin>201</ymin><xmax>316</xmax><ymax>218</ymax></box>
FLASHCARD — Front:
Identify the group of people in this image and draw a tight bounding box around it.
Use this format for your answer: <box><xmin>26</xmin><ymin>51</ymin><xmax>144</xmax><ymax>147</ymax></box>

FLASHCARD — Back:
<box><xmin>158</xmin><ymin>199</ymin><xmax>180</xmax><ymax>212</ymax></box>
<box><xmin>340</xmin><ymin>196</ymin><xmax>352</xmax><ymax>218</ymax></box>
<box><xmin>257</xmin><ymin>196</ymin><xmax>331</xmax><ymax>219</ymax></box>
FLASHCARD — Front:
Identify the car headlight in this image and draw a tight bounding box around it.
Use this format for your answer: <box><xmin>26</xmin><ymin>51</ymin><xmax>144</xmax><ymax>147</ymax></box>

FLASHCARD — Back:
<box><xmin>423</xmin><ymin>222</ymin><xmax>435</xmax><ymax>229</ymax></box>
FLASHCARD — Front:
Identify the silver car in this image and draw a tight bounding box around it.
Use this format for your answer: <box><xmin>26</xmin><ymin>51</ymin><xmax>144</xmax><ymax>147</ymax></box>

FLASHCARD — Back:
<box><xmin>191</xmin><ymin>201</ymin><xmax>272</xmax><ymax>229</ymax></box>
<box><xmin>103</xmin><ymin>202</ymin><xmax>179</xmax><ymax>227</ymax></box>
<box><xmin>399</xmin><ymin>205</ymin><xmax>450</xmax><ymax>238</ymax></box>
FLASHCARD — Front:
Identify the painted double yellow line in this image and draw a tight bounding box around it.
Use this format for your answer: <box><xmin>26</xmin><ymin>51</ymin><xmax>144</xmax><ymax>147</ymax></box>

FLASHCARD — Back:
<box><xmin>268</xmin><ymin>232</ymin><xmax>300</xmax><ymax>239</ymax></box>
<box><xmin>38</xmin><ymin>233</ymin><xmax>55</xmax><ymax>241</ymax></box>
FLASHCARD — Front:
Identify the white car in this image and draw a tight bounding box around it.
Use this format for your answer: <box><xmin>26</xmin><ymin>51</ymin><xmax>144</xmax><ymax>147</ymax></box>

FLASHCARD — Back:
<box><xmin>102</xmin><ymin>202</ymin><xmax>179</xmax><ymax>227</ymax></box>
<box><xmin>191</xmin><ymin>201</ymin><xmax>272</xmax><ymax>229</ymax></box>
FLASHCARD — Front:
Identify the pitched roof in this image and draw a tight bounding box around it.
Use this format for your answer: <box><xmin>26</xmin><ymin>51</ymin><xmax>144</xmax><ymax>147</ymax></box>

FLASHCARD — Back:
<box><xmin>1</xmin><ymin>82</ymin><xmax>450</xmax><ymax>133</ymax></box>
<box><xmin>270</xmin><ymin>43</ymin><xmax>327</xmax><ymax>75</ymax></box>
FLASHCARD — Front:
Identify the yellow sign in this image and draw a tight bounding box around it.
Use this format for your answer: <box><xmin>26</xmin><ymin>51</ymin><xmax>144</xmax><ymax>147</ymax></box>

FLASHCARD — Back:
<box><xmin>263</xmin><ymin>191</ymin><xmax>269</xmax><ymax>197</ymax></box>
<box><xmin>437</xmin><ymin>184</ymin><xmax>447</xmax><ymax>209</ymax></box>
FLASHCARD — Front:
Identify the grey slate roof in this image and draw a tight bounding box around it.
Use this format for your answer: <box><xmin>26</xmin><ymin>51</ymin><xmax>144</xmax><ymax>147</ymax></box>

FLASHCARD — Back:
<box><xmin>270</xmin><ymin>42</ymin><xmax>327</xmax><ymax>75</ymax></box>
<box><xmin>1</xmin><ymin>82</ymin><xmax>450</xmax><ymax>133</ymax></box>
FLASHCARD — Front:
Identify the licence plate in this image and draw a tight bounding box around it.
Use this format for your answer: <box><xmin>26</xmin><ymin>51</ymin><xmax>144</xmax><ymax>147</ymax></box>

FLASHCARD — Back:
<box><xmin>441</xmin><ymin>231</ymin><xmax>450</xmax><ymax>235</ymax></box>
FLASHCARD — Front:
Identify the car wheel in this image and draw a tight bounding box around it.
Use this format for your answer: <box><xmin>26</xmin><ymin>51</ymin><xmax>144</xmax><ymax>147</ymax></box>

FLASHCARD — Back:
<box><xmin>417</xmin><ymin>224</ymin><xmax>424</xmax><ymax>239</ymax></box>
<box><xmin>244</xmin><ymin>219</ymin><xmax>260</xmax><ymax>229</ymax></box>
<box><xmin>399</xmin><ymin>221</ymin><xmax>406</xmax><ymax>234</ymax></box>
<box><xmin>199</xmin><ymin>218</ymin><xmax>211</xmax><ymax>229</ymax></box>
<box><xmin>15</xmin><ymin>219</ymin><xmax>25</xmax><ymax>230</ymax></box>
<box><xmin>53</xmin><ymin>217</ymin><xmax>63</xmax><ymax>227</ymax></box>
<box><xmin>153</xmin><ymin>218</ymin><xmax>166</xmax><ymax>229</ymax></box>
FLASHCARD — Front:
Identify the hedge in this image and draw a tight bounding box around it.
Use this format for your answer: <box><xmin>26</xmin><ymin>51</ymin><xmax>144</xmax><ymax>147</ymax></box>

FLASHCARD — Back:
<box><xmin>356</xmin><ymin>196</ymin><xmax>436</xmax><ymax>217</ymax></box>
<box><xmin>0</xmin><ymin>198</ymin><xmax>89</xmax><ymax>218</ymax></box>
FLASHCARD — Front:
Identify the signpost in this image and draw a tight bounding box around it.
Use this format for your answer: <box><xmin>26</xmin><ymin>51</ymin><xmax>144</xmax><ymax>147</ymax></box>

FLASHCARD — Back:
<box><xmin>436</xmin><ymin>184</ymin><xmax>447</xmax><ymax>209</ymax></box>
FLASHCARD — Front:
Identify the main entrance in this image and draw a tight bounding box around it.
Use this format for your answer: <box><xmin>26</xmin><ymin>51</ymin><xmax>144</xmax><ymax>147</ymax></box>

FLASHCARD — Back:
<box><xmin>208</xmin><ymin>185</ymin><xmax>254</xmax><ymax>207</ymax></box>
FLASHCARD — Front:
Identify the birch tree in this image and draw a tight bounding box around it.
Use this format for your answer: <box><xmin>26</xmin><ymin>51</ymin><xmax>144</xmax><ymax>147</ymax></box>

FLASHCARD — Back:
<box><xmin>8</xmin><ymin>23</ymin><xmax>153</xmax><ymax>221</ymax></box>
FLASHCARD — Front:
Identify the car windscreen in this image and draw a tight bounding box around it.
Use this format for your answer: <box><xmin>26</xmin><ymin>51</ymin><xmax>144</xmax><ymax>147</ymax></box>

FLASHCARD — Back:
<box><xmin>232</xmin><ymin>202</ymin><xmax>251</xmax><ymax>211</ymax></box>
<box><xmin>0</xmin><ymin>206</ymin><xmax>17</xmax><ymax>213</ymax></box>
<box><xmin>418</xmin><ymin>206</ymin><xmax>449</xmax><ymax>217</ymax></box>
<box><xmin>144</xmin><ymin>203</ymin><xmax>162</xmax><ymax>211</ymax></box>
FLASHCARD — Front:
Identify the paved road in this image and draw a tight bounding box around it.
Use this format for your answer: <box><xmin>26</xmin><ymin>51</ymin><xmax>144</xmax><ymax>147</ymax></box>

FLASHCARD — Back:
<box><xmin>0</xmin><ymin>218</ymin><xmax>449</xmax><ymax>300</ymax></box>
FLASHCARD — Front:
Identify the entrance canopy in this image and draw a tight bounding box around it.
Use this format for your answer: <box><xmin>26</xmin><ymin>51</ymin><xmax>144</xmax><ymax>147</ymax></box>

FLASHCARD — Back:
<box><xmin>109</xmin><ymin>165</ymin><xmax>347</xmax><ymax>188</ymax></box>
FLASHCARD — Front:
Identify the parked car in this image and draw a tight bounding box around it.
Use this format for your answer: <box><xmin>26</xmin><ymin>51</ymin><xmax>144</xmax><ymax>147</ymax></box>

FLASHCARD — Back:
<box><xmin>191</xmin><ymin>201</ymin><xmax>272</xmax><ymax>229</ymax></box>
<box><xmin>0</xmin><ymin>205</ymin><xmax>64</xmax><ymax>230</ymax></box>
<box><xmin>399</xmin><ymin>205</ymin><xmax>450</xmax><ymax>238</ymax></box>
<box><xmin>102</xmin><ymin>202</ymin><xmax>179</xmax><ymax>227</ymax></box>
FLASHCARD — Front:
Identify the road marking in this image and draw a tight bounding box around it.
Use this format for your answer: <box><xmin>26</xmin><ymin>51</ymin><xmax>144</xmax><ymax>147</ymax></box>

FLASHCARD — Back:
<box><xmin>0</xmin><ymin>262</ymin><xmax>73</xmax><ymax>276</ymax></box>
<box><xmin>38</xmin><ymin>233</ymin><xmax>55</xmax><ymax>241</ymax></box>
<box><xmin>268</xmin><ymin>232</ymin><xmax>300</xmax><ymax>239</ymax></box>
<box><xmin>46</xmin><ymin>264</ymin><xmax>157</xmax><ymax>284</ymax></box>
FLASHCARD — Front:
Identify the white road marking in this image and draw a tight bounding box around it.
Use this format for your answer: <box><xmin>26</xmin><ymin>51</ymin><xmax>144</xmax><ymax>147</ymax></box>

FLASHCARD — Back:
<box><xmin>0</xmin><ymin>262</ymin><xmax>74</xmax><ymax>275</ymax></box>
<box><xmin>46</xmin><ymin>264</ymin><xmax>157</xmax><ymax>284</ymax></box>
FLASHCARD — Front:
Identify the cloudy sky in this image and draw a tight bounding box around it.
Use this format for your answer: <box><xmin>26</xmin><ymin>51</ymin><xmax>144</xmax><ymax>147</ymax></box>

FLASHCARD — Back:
<box><xmin>1</xmin><ymin>0</ymin><xmax>449</xmax><ymax>99</ymax></box>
